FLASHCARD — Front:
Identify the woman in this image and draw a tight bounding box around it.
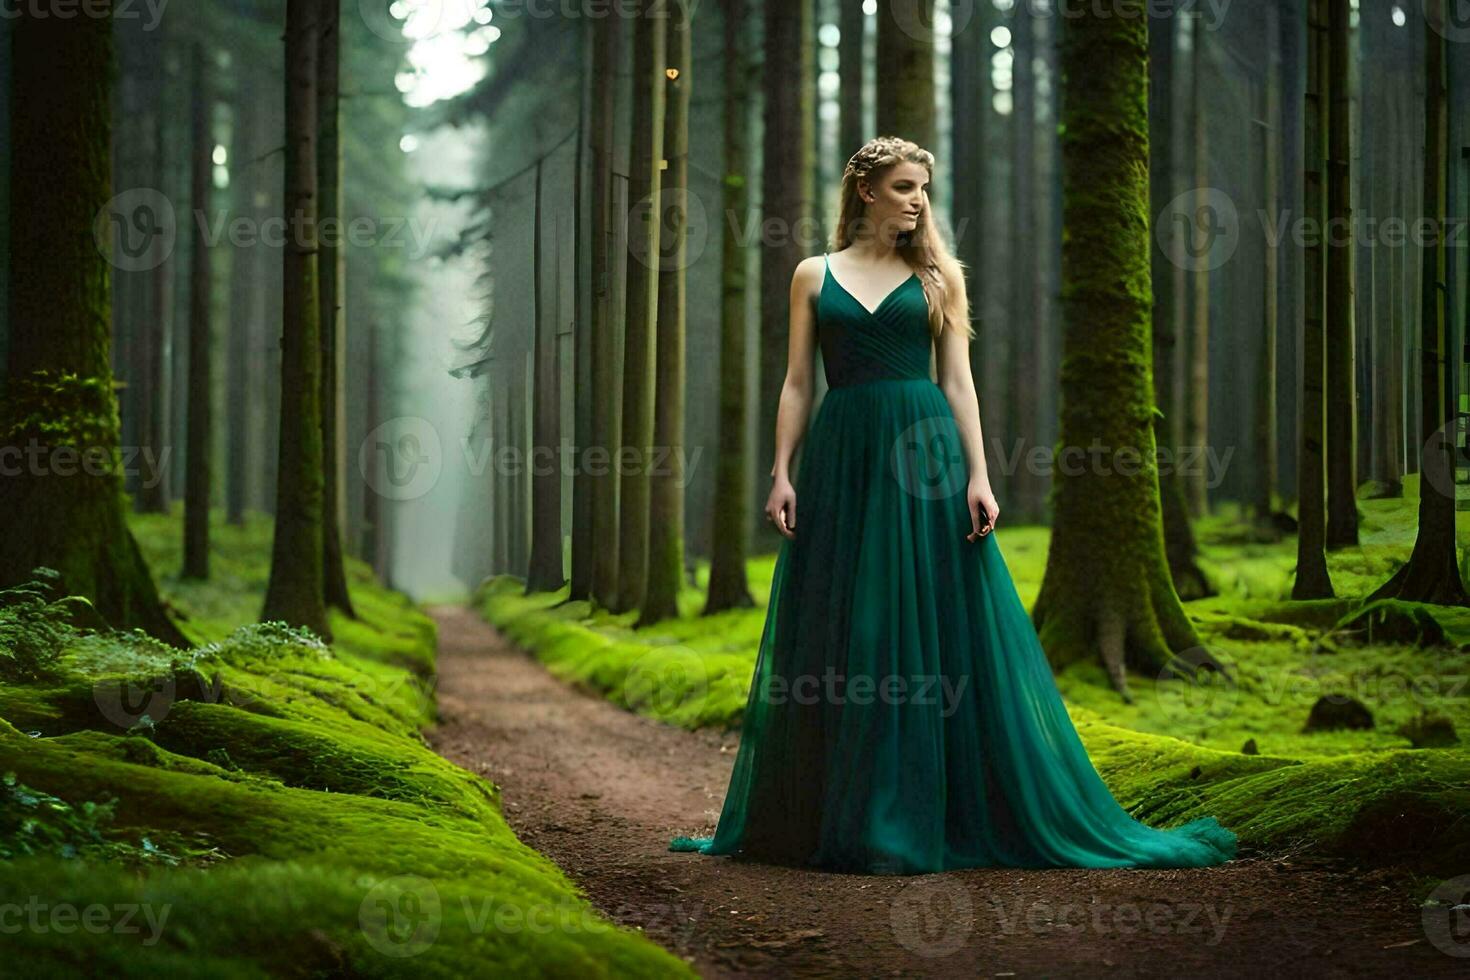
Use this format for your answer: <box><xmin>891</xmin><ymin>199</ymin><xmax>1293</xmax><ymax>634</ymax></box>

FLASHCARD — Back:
<box><xmin>671</xmin><ymin>137</ymin><xmax>1236</xmax><ymax>875</ymax></box>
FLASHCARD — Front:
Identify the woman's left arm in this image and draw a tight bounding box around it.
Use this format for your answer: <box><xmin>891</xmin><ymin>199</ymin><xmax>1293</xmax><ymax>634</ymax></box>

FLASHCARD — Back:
<box><xmin>935</xmin><ymin>321</ymin><xmax>999</xmax><ymax>539</ymax></box>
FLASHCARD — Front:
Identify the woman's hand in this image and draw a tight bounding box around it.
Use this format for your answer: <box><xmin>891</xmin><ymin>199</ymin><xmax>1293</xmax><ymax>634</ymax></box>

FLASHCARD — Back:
<box><xmin>967</xmin><ymin>479</ymin><xmax>998</xmax><ymax>541</ymax></box>
<box><xmin>766</xmin><ymin>477</ymin><xmax>797</xmax><ymax>539</ymax></box>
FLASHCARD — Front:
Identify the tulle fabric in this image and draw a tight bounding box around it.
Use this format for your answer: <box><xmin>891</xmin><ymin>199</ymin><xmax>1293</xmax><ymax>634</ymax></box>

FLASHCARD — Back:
<box><xmin>670</xmin><ymin>257</ymin><xmax>1236</xmax><ymax>875</ymax></box>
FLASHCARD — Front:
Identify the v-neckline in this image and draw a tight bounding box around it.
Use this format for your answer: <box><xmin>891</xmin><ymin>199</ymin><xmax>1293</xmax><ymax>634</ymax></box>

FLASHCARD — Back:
<box><xmin>824</xmin><ymin>256</ymin><xmax>918</xmax><ymax>318</ymax></box>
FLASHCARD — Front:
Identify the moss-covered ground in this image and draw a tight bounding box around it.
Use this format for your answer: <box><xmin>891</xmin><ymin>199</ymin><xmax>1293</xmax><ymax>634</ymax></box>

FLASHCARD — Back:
<box><xmin>0</xmin><ymin>506</ymin><xmax>692</xmax><ymax>978</ymax></box>
<box><xmin>476</xmin><ymin>475</ymin><xmax>1470</xmax><ymax>880</ymax></box>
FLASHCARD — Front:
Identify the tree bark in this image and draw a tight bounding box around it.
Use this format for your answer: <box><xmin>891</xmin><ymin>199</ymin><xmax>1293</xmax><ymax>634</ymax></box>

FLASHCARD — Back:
<box><xmin>641</xmin><ymin>0</ymin><xmax>691</xmax><ymax>626</ymax></box>
<box><xmin>261</xmin><ymin>0</ymin><xmax>331</xmax><ymax>639</ymax></box>
<box><xmin>874</xmin><ymin>0</ymin><xmax>935</xmax><ymax>149</ymax></box>
<box><xmin>612</xmin><ymin>0</ymin><xmax>666</xmax><ymax>612</ymax></box>
<box><xmin>317</xmin><ymin>0</ymin><xmax>355</xmax><ymax>613</ymax></box>
<box><xmin>0</xmin><ymin>3</ymin><xmax>185</xmax><ymax>645</ymax></box>
<box><xmin>1293</xmin><ymin>0</ymin><xmax>1335</xmax><ymax>599</ymax></box>
<box><xmin>1324</xmin><ymin>0</ymin><xmax>1358</xmax><ymax>547</ymax></box>
<box><xmin>589</xmin><ymin>11</ymin><xmax>623</xmax><ymax>608</ymax></box>
<box><xmin>526</xmin><ymin>158</ymin><xmax>566</xmax><ymax>593</ymax></box>
<box><xmin>1366</xmin><ymin>0</ymin><xmax>1469</xmax><ymax>607</ymax></box>
<box><xmin>1033</xmin><ymin>0</ymin><xmax>1212</xmax><ymax>701</ymax></box>
<box><xmin>704</xmin><ymin>0</ymin><xmax>755</xmax><ymax>615</ymax></box>
<box><xmin>183</xmin><ymin>42</ymin><xmax>213</xmax><ymax>580</ymax></box>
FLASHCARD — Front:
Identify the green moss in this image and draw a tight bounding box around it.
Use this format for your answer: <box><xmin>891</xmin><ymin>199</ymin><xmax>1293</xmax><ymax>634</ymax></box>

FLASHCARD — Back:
<box><xmin>0</xmin><ymin>511</ymin><xmax>691</xmax><ymax>978</ymax></box>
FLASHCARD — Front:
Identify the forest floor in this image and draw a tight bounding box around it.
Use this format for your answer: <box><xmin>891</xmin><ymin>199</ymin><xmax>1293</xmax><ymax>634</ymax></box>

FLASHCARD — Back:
<box><xmin>425</xmin><ymin>605</ymin><xmax>1464</xmax><ymax>979</ymax></box>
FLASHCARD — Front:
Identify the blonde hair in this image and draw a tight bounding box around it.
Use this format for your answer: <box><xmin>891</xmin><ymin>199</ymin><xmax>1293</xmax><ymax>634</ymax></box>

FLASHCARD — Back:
<box><xmin>834</xmin><ymin>136</ymin><xmax>973</xmax><ymax>340</ymax></box>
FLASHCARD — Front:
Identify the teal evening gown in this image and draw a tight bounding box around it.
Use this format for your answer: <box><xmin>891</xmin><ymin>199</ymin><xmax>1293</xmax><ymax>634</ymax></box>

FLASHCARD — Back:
<box><xmin>668</xmin><ymin>253</ymin><xmax>1237</xmax><ymax>875</ymax></box>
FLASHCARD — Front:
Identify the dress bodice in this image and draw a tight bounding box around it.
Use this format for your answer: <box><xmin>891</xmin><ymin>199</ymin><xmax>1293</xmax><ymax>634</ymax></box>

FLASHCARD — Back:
<box><xmin>817</xmin><ymin>252</ymin><xmax>933</xmax><ymax>389</ymax></box>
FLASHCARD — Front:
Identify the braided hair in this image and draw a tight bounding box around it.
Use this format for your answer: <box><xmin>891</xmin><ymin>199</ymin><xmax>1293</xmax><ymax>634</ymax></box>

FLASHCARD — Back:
<box><xmin>832</xmin><ymin>136</ymin><xmax>971</xmax><ymax>340</ymax></box>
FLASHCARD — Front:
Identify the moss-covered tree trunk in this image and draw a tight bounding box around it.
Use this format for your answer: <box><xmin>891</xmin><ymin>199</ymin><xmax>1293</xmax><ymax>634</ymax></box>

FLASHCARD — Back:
<box><xmin>704</xmin><ymin>0</ymin><xmax>755</xmax><ymax>616</ymax></box>
<box><xmin>1184</xmin><ymin>13</ymin><xmax>1210</xmax><ymax>520</ymax></box>
<box><xmin>317</xmin><ymin>0</ymin><xmax>355</xmax><ymax>615</ymax></box>
<box><xmin>526</xmin><ymin>160</ymin><xmax>566</xmax><ymax>594</ymax></box>
<box><xmin>875</xmin><ymin>0</ymin><xmax>935</xmax><ymax>149</ymax></box>
<box><xmin>183</xmin><ymin>42</ymin><xmax>214</xmax><ymax>580</ymax></box>
<box><xmin>1148</xmin><ymin>12</ymin><xmax>1211</xmax><ymax>600</ymax></box>
<box><xmin>755</xmin><ymin>0</ymin><xmax>812</xmax><ymax>555</ymax></box>
<box><xmin>1324</xmin><ymin>0</ymin><xmax>1358</xmax><ymax>549</ymax></box>
<box><xmin>569</xmin><ymin>16</ymin><xmax>594</xmax><ymax>604</ymax></box>
<box><xmin>1367</xmin><ymin>0</ymin><xmax>1469</xmax><ymax>607</ymax></box>
<box><xmin>589</xmin><ymin>12</ymin><xmax>623</xmax><ymax>610</ymax></box>
<box><xmin>1032</xmin><ymin>0</ymin><xmax>1206</xmax><ymax>701</ymax></box>
<box><xmin>0</xmin><ymin>4</ymin><xmax>185</xmax><ymax>646</ymax></box>
<box><xmin>1293</xmin><ymin>0</ymin><xmax>1335</xmax><ymax>599</ymax></box>
<box><xmin>262</xmin><ymin>0</ymin><xmax>331</xmax><ymax>640</ymax></box>
<box><xmin>641</xmin><ymin>0</ymin><xmax>691</xmax><ymax>627</ymax></box>
<box><xmin>612</xmin><ymin>0</ymin><xmax>666</xmax><ymax>613</ymax></box>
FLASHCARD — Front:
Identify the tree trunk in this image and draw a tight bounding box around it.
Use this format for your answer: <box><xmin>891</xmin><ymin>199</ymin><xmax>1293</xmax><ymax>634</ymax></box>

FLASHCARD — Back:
<box><xmin>137</xmin><ymin>71</ymin><xmax>173</xmax><ymax>515</ymax></box>
<box><xmin>755</xmin><ymin>0</ymin><xmax>813</xmax><ymax>555</ymax></box>
<box><xmin>317</xmin><ymin>0</ymin><xmax>355</xmax><ymax>613</ymax></box>
<box><xmin>527</xmin><ymin>159</ymin><xmax>566</xmax><ymax>593</ymax></box>
<box><xmin>183</xmin><ymin>42</ymin><xmax>213</xmax><ymax>580</ymax></box>
<box><xmin>612</xmin><ymin>0</ymin><xmax>666</xmax><ymax>612</ymax></box>
<box><xmin>0</xmin><ymin>3</ymin><xmax>185</xmax><ymax>645</ymax></box>
<box><xmin>1254</xmin><ymin>2</ymin><xmax>1282</xmax><ymax>530</ymax></box>
<box><xmin>589</xmin><ymin>11</ymin><xmax>623</xmax><ymax>609</ymax></box>
<box><xmin>261</xmin><ymin>0</ymin><xmax>331</xmax><ymax>639</ymax></box>
<box><xmin>1324</xmin><ymin>0</ymin><xmax>1358</xmax><ymax>547</ymax></box>
<box><xmin>704</xmin><ymin>0</ymin><xmax>755</xmax><ymax>615</ymax></box>
<box><xmin>1185</xmin><ymin>12</ymin><xmax>1210</xmax><ymax>519</ymax></box>
<box><xmin>227</xmin><ymin>82</ymin><xmax>262</xmax><ymax>526</ymax></box>
<box><xmin>1033</xmin><ymin>0</ymin><xmax>1212</xmax><ymax>701</ymax></box>
<box><xmin>1367</xmin><ymin>0</ymin><xmax>1469</xmax><ymax>607</ymax></box>
<box><xmin>837</xmin><ymin>0</ymin><xmax>865</xmax><ymax>159</ymax></box>
<box><xmin>1149</xmin><ymin>10</ymin><xmax>1211</xmax><ymax>599</ymax></box>
<box><xmin>874</xmin><ymin>0</ymin><xmax>935</xmax><ymax>150</ymax></box>
<box><xmin>1293</xmin><ymin>0</ymin><xmax>1335</xmax><ymax>599</ymax></box>
<box><xmin>641</xmin><ymin>0</ymin><xmax>691</xmax><ymax>626</ymax></box>
<box><xmin>569</xmin><ymin>14</ymin><xmax>595</xmax><ymax>603</ymax></box>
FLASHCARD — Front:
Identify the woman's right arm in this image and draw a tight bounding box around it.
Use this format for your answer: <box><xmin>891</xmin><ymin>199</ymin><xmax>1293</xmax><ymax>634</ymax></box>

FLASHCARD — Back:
<box><xmin>766</xmin><ymin>256</ymin><xmax>823</xmax><ymax>539</ymax></box>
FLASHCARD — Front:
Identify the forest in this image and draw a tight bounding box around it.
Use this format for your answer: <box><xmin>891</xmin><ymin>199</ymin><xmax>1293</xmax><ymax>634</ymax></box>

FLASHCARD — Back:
<box><xmin>0</xmin><ymin>0</ymin><xmax>1468</xmax><ymax>976</ymax></box>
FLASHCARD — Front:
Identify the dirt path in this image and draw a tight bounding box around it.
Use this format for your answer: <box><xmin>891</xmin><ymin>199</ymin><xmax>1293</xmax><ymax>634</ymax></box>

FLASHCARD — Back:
<box><xmin>424</xmin><ymin>606</ymin><xmax>1460</xmax><ymax>978</ymax></box>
